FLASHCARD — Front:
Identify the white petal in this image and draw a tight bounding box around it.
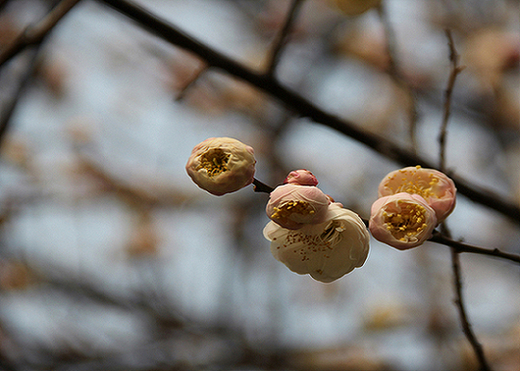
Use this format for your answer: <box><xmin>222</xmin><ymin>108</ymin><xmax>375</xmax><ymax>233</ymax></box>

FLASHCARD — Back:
<box><xmin>264</xmin><ymin>204</ymin><xmax>370</xmax><ymax>283</ymax></box>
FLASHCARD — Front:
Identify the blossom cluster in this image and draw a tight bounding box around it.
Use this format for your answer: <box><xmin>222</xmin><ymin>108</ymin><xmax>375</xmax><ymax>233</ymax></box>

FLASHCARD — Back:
<box><xmin>186</xmin><ymin>138</ymin><xmax>369</xmax><ymax>283</ymax></box>
<box><xmin>369</xmin><ymin>166</ymin><xmax>457</xmax><ymax>250</ymax></box>
<box><xmin>264</xmin><ymin>170</ymin><xmax>370</xmax><ymax>283</ymax></box>
<box><xmin>186</xmin><ymin>138</ymin><xmax>457</xmax><ymax>282</ymax></box>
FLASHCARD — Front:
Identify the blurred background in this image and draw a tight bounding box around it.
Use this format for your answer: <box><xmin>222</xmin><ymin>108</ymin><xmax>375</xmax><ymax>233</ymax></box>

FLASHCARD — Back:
<box><xmin>0</xmin><ymin>0</ymin><xmax>519</xmax><ymax>370</ymax></box>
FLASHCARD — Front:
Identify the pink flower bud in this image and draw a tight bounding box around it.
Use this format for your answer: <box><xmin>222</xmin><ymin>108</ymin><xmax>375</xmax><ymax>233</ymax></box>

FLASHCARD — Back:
<box><xmin>266</xmin><ymin>184</ymin><xmax>330</xmax><ymax>230</ymax></box>
<box><xmin>264</xmin><ymin>203</ymin><xmax>370</xmax><ymax>283</ymax></box>
<box><xmin>378</xmin><ymin>166</ymin><xmax>456</xmax><ymax>222</ymax></box>
<box><xmin>284</xmin><ymin>169</ymin><xmax>319</xmax><ymax>186</ymax></box>
<box><xmin>186</xmin><ymin>137</ymin><xmax>256</xmax><ymax>196</ymax></box>
<box><xmin>369</xmin><ymin>193</ymin><xmax>437</xmax><ymax>250</ymax></box>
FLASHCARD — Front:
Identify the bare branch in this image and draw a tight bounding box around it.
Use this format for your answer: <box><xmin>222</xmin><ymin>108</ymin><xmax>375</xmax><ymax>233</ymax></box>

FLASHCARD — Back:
<box><xmin>0</xmin><ymin>47</ymin><xmax>41</xmax><ymax>149</ymax></box>
<box><xmin>253</xmin><ymin>178</ymin><xmax>275</xmax><ymax>193</ymax></box>
<box><xmin>0</xmin><ymin>0</ymin><xmax>81</xmax><ymax>147</ymax></box>
<box><xmin>438</xmin><ymin>30</ymin><xmax>492</xmax><ymax>371</ymax></box>
<box><xmin>0</xmin><ymin>0</ymin><xmax>12</xmax><ymax>13</ymax></box>
<box><xmin>430</xmin><ymin>231</ymin><xmax>520</xmax><ymax>264</ymax></box>
<box><xmin>439</xmin><ymin>29</ymin><xmax>465</xmax><ymax>172</ymax></box>
<box><xmin>265</xmin><ymin>0</ymin><xmax>306</xmax><ymax>76</ymax></box>
<box><xmin>94</xmin><ymin>0</ymin><xmax>520</xmax><ymax>226</ymax></box>
<box><xmin>377</xmin><ymin>1</ymin><xmax>419</xmax><ymax>153</ymax></box>
<box><xmin>449</xmin><ymin>248</ymin><xmax>492</xmax><ymax>371</ymax></box>
<box><xmin>175</xmin><ymin>63</ymin><xmax>209</xmax><ymax>101</ymax></box>
<box><xmin>0</xmin><ymin>0</ymin><xmax>82</xmax><ymax>68</ymax></box>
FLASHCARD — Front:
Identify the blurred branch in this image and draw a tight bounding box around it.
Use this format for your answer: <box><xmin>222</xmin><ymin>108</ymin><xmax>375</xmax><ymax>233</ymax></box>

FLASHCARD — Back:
<box><xmin>27</xmin><ymin>264</ymin><xmax>292</xmax><ymax>370</ymax></box>
<box><xmin>74</xmin><ymin>153</ymin><xmax>196</xmax><ymax>208</ymax></box>
<box><xmin>0</xmin><ymin>47</ymin><xmax>41</xmax><ymax>149</ymax></box>
<box><xmin>45</xmin><ymin>266</ymin><xmax>185</xmax><ymax>329</ymax></box>
<box><xmin>95</xmin><ymin>0</ymin><xmax>520</xmax><ymax>226</ymax></box>
<box><xmin>0</xmin><ymin>0</ymin><xmax>12</xmax><ymax>13</ymax></box>
<box><xmin>175</xmin><ymin>63</ymin><xmax>209</xmax><ymax>101</ymax></box>
<box><xmin>265</xmin><ymin>0</ymin><xmax>305</xmax><ymax>76</ymax></box>
<box><xmin>377</xmin><ymin>1</ymin><xmax>419</xmax><ymax>153</ymax></box>
<box><xmin>0</xmin><ymin>0</ymin><xmax>82</xmax><ymax>68</ymax></box>
<box><xmin>0</xmin><ymin>0</ymin><xmax>82</xmax><ymax>148</ymax></box>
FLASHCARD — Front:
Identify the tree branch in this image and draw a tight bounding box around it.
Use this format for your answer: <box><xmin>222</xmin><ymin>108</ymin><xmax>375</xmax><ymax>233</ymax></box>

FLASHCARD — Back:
<box><xmin>0</xmin><ymin>47</ymin><xmax>41</xmax><ymax>149</ymax></box>
<box><xmin>253</xmin><ymin>178</ymin><xmax>276</xmax><ymax>194</ymax></box>
<box><xmin>360</xmin><ymin>217</ymin><xmax>520</xmax><ymax>264</ymax></box>
<box><xmin>449</xmin><ymin>248</ymin><xmax>492</xmax><ymax>371</ymax></box>
<box><xmin>0</xmin><ymin>0</ymin><xmax>82</xmax><ymax>68</ymax></box>
<box><xmin>0</xmin><ymin>0</ymin><xmax>12</xmax><ymax>13</ymax></box>
<box><xmin>377</xmin><ymin>1</ymin><xmax>419</xmax><ymax>153</ymax></box>
<box><xmin>430</xmin><ymin>231</ymin><xmax>520</xmax><ymax>264</ymax></box>
<box><xmin>94</xmin><ymin>0</ymin><xmax>520</xmax><ymax>226</ymax></box>
<box><xmin>265</xmin><ymin>0</ymin><xmax>306</xmax><ymax>76</ymax></box>
<box><xmin>438</xmin><ymin>30</ymin><xmax>492</xmax><ymax>371</ymax></box>
<box><xmin>439</xmin><ymin>29</ymin><xmax>465</xmax><ymax>172</ymax></box>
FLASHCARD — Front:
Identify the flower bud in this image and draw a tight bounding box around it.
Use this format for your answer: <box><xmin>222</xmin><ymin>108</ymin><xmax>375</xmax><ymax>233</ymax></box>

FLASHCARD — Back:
<box><xmin>326</xmin><ymin>0</ymin><xmax>382</xmax><ymax>16</ymax></box>
<box><xmin>186</xmin><ymin>137</ymin><xmax>256</xmax><ymax>196</ymax></box>
<box><xmin>378</xmin><ymin>166</ymin><xmax>456</xmax><ymax>222</ymax></box>
<box><xmin>264</xmin><ymin>203</ymin><xmax>370</xmax><ymax>283</ymax></box>
<box><xmin>369</xmin><ymin>193</ymin><xmax>437</xmax><ymax>250</ymax></box>
<box><xmin>266</xmin><ymin>184</ymin><xmax>330</xmax><ymax>230</ymax></box>
<box><xmin>284</xmin><ymin>169</ymin><xmax>319</xmax><ymax>186</ymax></box>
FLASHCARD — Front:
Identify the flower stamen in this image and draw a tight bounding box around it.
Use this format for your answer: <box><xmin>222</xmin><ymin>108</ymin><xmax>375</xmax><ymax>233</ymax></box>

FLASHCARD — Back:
<box><xmin>319</xmin><ymin>221</ymin><xmax>342</xmax><ymax>246</ymax></box>
<box><xmin>270</xmin><ymin>200</ymin><xmax>315</xmax><ymax>221</ymax></box>
<box><xmin>197</xmin><ymin>148</ymin><xmax>230</xmax><ymax>177</ymax></box>
<box><xmin>383</xmin><ymin>202</ymin><xmax>428</xmax><ymax>242</ymax></box>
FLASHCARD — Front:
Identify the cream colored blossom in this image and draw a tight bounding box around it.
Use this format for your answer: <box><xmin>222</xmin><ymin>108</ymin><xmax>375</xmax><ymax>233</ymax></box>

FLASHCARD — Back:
<box><xmin>378</xmin><ymin>166</ymin><xmax>456</xmax><ymax>222</ymax></box>
<box><xmin>284</xmin><ymin>169</ymin><xmax>319</xmax><ymax>186</ymax></box>
<box><xmin>264</xmin><ymin>203</ymin><xmax>370</xmax><ymax>283</ymax></box>
<box><xmin>369</xmin><ymin>192</ymin><xmax>437</xmax><ymax>250</ymax></box>
<box><xmin>266</xmin><ymin>184</ymin><xmax>330</xmax><ymax>230</ymax></box>
<box><xmin>186</xmin><ymin>137</ymin><xmax>256</xmax><ymax>196</ymax></box>
<box><xmin>325</xmin><ymin>0</ymin><xmax>382</xmax><ymax>16</ymax></box>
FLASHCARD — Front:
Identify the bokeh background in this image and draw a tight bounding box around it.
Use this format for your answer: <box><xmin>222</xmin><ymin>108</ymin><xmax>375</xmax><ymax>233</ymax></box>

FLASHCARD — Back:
<box><xmin>0</xmin><ymin>0</ymin><xmax>519</xmax><ymax>370</ymax></box>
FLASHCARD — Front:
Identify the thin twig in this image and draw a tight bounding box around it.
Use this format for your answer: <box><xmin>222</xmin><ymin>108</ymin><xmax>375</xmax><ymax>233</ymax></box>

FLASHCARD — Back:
<box><xmin>94</xmin><ymin>0</ymin><xmax>520</xmax><ymax>226</ymax></box>
<box><xmin>377</xmin><ymin>2</ymin><xmax>419</xmax><ymax>153</ymax></box>
<box><xmin>0</xmin><ymin>0</ymin><xmax>82</xmax><ymax>68</ymax></box>
<box><xmin>253</xmin><ymin>178</ymin><xmax>275</xmax><ymax>193</ymax></box>
<box><xmin>430</xmin><ymin>231</ymin><xmax>520</xmax><ymax>264</ymax></box>
<box><xmin>449</xmin><ymin>247</ymin><xmax>492</xmax><ymax>371</ymax></box>
<box><xmin>265</xmin><ymin>0</ymin><xmax>305</xmax><ymax>76</ymax></box>
<box><xmin>438</xmin><ymin>30</ymin><xmax>491</xmax><ymax>371</ymax></box>
<box><xmin>0</xmin><ymin>0</ymin><xmax>78</xmax><ymax>146</ymax></box>
<box><xmin>439</xmin><ymin>29</ymin><xmax>465</xmax><ymax>172</ymax></box>
<box><xmin>360</xmin><ymin>216</ymin><xmax>520</xmax><ymax>264</ymax></box>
